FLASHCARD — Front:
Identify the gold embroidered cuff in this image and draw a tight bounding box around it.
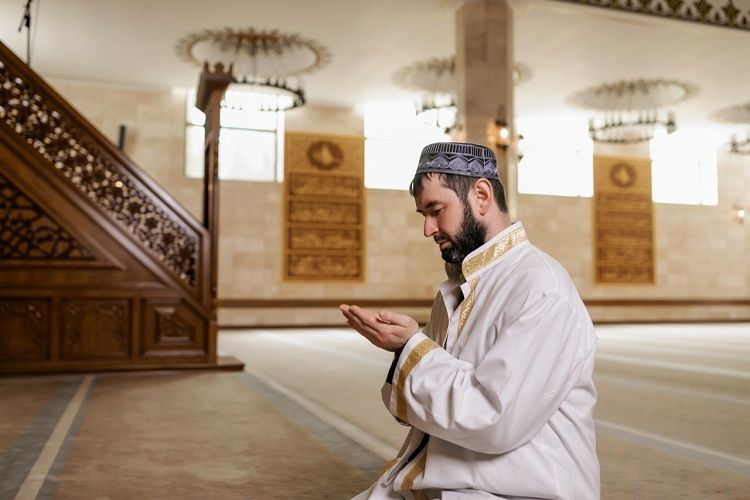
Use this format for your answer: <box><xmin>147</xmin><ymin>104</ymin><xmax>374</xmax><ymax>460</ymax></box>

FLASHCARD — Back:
<box><xmin>395</xmin><ymin>336</ymin><xmax>439</xmax><ymax>422</ymax></box>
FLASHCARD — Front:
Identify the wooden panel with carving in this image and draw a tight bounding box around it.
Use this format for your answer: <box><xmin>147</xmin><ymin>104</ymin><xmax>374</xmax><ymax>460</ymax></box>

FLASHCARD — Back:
<box><xmin>141</xmin><ymin>298</ymin><xmax>206</xmax><ymax>357</ymax></box>
<box><xmin>283</xmin><ymin>132</ymin><xmax>365</xmax><ymax>282</ymax></box>
<box><xmin>0</xmin><ymin>172</ymin><xmax>95</xmax><ymax>260</ymax></box>
<box><xmin>0</xmin><ymin>40</ymin><xmax>227</xmax><ymax>374</ymax></box>
<box><xmin>0</xmin><ymin>53</ymin><xmax>202</xmax><ymax>287</ymax></box>
<box><xmin>0</xmin><ymin>299</ymin><xmax>50</xmax><ymax>360</ymax></box>
<box><xmin>593</xmin><ymin>156</ymin><xmax>655</xmax><ymax>284</ymax></box>
<box><xmin>62</xmin><ymin>299</ymin><xmax>130</xmax><ymax>359</ymax></box>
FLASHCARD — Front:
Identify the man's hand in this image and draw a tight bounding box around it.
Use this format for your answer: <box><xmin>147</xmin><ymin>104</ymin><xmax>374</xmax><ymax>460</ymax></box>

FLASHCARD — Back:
<box><xmin>339</xmin><ymin>305</ymin><xmax>419</xmax><ymax>352</ymax></box>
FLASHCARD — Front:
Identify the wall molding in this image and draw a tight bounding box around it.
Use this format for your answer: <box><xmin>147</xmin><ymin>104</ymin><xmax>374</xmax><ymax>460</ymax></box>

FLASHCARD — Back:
<box><xmin>218</xmin><ymin>298</ymin><xmax>750</xmax><ymax>308</ymax></box>
<box><xmin>219</xmin><ymin>318</ymin><xmax>750</xmax><ymax>330</ymax></box>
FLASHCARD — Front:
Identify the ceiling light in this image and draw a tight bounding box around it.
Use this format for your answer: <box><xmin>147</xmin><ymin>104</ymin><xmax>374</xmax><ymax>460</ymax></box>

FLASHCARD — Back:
<box><xmin>569</xmin><ymin>79</ymin><xmax>696</xmax><ymax>144</ymax></box>
<box><xmin>712</xmin><ymin>102</ymin><xmax>750</xmax><ymax>155</ymax></box>
<box><xmin>177</xmin><ymin>28</ymin><xmax>330</xmax><ymax>111</ymax></box>
<box><xmin>394</xmin><ymin>56</ymin><xmax>532</xmax><ymax>135</ymax></box>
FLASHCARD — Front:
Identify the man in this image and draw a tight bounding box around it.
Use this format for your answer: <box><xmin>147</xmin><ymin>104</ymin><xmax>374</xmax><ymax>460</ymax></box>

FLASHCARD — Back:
<box><xmin>341</xmin><ymin>142</ymin><xmax>599</xmax><ymax>499</ymax></box>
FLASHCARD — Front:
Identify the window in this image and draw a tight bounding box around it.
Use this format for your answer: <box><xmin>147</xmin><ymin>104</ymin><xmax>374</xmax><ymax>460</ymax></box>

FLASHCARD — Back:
<box><xmin>517</xmin><ymin>116</ymin><xmax>594</xmax><ymax>197</ymax></box>
<box><xmin>364</xmin><ymin>102</ymin><xmax>449</xmax><ymax>191</ymax></box>
<box><xmin>184</xmin><ymin>88</ymin><xmax>285</xmax><ymax>182</ymax></box>
<box><xmin>649</xmin><ymin>129</ymin><xmax>719</xmax><ymax>206</ymax></box>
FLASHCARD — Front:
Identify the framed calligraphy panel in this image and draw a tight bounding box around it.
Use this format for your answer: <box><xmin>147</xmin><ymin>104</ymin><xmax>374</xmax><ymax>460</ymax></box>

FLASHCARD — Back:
<box><xmin>593</xmin><ymin>156</ymin><xmax>655</xmax><ymax>285</ymax></box>
<box><xmin>283</xmin><ymin>132</ymin><xmax>365</xmax><ymax>282</ymax></box>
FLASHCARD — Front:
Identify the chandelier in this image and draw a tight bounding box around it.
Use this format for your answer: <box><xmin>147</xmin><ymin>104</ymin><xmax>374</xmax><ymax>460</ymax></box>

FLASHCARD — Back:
<box><xmin>712</xmin><ymin>102</ymin><xmax>750</xmax><ymax>155</ymax></box>
<box><xmin>393</xmin><ymin>56</ymin><xmax>531</xmax><ymax>134</ymax></box>
<box><xmin>393</xmin><ymin>56</ymin><xmax>456</xmax><ymax>133</ymax></box>
<box><xmin>176</xmin><ymin>28</ymin><xmax>330</xmax><ymax>111</ymax></box>
<box><xmin>569</xmin><ymin>79</ymin><xmax>695</xmax><ymax>144</ymax></box>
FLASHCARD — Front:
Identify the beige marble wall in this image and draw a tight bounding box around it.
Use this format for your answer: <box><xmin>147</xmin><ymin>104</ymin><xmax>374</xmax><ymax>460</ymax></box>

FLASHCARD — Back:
<box><xmin>518</xmin><ymin>148</ymin><xmax>750</xmax><ymax>300</ymax></box>
<box><xmin>51</xmin><ymin>79</ymin><xmax>750</xmax><ymax>326</ymax></box>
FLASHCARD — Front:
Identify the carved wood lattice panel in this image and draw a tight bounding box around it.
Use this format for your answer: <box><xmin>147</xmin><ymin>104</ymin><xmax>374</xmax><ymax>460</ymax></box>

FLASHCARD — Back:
<box><xmin>62</xmin><ymin>299</ymin><xmax>130</xmax><ymax>358</ymax></box>
<box><xmin>283</xmin><ymin>132</ymin><xmax>365</xmax><ymax>281</ymax></box>
<box><xmin>0</xmin><ymin>299</ymin><xmax>49</xmax><ymax>360</ymax></box>
<box><xmin>0</xmin><ymin>171</ymin><xmax>94</xmax><ymax>259</ymax></box>
<box><xmin>593</xmin><ymin>156</ymin><xmax>655</xmax><ymax>284</ymax></box>
<box><xmin>0</xmin><ymin>59</ymin><xmax>198</xmax><ymax>285</ymax></box>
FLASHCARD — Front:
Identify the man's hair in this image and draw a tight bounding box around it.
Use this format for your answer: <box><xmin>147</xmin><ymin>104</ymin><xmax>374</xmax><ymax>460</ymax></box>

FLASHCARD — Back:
<box><xmin>409</xmin><ymin>172</ymin><xmax>508</xmax><ymax>213</ymax></box>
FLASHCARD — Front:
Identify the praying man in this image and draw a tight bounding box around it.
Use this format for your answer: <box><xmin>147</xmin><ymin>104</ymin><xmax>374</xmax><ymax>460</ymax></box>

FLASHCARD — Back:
<box><xmin>341</xmin><ymin>142</ymin><xmax>600</xmax><ymax>500</ymax></box>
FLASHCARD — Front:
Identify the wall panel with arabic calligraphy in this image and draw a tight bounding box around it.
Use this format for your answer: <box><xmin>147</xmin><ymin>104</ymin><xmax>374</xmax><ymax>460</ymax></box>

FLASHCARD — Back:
<box><xmin>283</xmin><ymin>132</ymin><xmax>365</xmax><ymax>281</ymax></box>
<box><xmin>593</xmin><ymin>156</ymin><xmax>655</xmax><ymax>285</ymax></box>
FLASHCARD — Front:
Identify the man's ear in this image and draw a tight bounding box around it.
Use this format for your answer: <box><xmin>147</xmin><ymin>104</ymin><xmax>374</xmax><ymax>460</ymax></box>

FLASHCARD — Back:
<box><xmin>472</xmin><ymin>178</ymin><xmax>494</xmax><ymax>215</ymax></box>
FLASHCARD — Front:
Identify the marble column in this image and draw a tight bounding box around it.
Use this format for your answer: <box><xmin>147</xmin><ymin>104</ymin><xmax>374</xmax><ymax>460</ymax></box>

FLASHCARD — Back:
<box><xmin>455</xmin><ymin>0</ymin><xmax>517</xmax><ymax>217</ymax></box>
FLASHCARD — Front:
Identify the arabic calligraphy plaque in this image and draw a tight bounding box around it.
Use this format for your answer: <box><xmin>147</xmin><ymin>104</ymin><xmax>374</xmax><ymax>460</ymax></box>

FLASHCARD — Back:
<box><xmin>283</xmin><ymin>132</ymin><xmax>365</xmax><ymax>281</ymax></box>
<box><xmin>593</xmin><ymin>156</ymin><xmax>655</xmax><ymax>284</ymax></box>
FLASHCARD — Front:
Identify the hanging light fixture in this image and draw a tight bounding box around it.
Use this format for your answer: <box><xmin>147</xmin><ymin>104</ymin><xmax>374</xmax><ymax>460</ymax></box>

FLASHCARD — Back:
<box><xmin>729</xmin><ymin>133</ymin><xmax>750</xmax><ymax>154</ymax></box>
<box><xmin>393</xmin><ymin>56</ymin><xmax>457</xmax><ymax>134</ymax></box>
<box><xmin>569</xmin><ymin>79</ymin><xmax>696</xmax><ymax>144</ymax></box>
<box><xmin>712</xmin><ymin>102</ymin><xmax>750</xmax><ymax>155</ymax></box>
<box><xmin>417</xmin><ymin>93</ymin><xmax>458</xmax><ymax>135</ymax></box>
<box><xmin>486</xmin><ymin>105</ymin><xmax>512</xmax><ymax>151</ymax></box>
<box><xmin>393</xmin><ymin>56</ymin><xmax>531</xmax><ymax>135</ymax></box>
<box><xmin>177</xmin><ymin>28</ymin><xmax>330</xmax><ymax>111</ymax></box>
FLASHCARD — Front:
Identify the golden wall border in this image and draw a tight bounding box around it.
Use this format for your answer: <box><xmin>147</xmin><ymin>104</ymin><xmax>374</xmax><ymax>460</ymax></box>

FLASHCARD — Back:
<box><xmin>282</xmin><ymin>131</ymin><xmax>366</xmax><ymax>283</ymax></box>
<box><xmin>593</xmin><ymin>155</ymin><xmax>656</xmax><ymax>285</ymax></box>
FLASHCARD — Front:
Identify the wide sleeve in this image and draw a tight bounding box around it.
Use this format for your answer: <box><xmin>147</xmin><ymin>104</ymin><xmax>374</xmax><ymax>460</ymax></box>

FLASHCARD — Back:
<box><xmin>383</xmin><ymin>289</ymin><xmax>590</xmax><ymax>454</ymax></box>
<box><xmin>381</xmin><ymin>290</ymin><xmax>449</xmax><ymax>424</ymax></box>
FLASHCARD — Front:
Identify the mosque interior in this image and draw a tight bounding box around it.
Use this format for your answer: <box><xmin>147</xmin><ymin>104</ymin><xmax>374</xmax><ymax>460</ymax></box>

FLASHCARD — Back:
<box><xmin>0</xmin><ymin>0</ymin><xmax>749</xmax><ymax>498</ymax></box>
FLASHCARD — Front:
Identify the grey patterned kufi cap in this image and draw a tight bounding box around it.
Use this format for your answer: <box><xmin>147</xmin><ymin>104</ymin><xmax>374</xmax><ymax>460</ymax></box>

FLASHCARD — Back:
<box><xmin>416</xmin><ymin>142</ymin><xmax>499</xmax><ymax>180</ymax></box>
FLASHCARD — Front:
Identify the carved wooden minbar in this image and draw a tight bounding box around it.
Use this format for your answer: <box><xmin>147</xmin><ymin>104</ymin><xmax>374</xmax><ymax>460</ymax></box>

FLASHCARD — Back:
<box><xmin>0</xmin><ymin>41</ymin><xmax>237</xmax><ymax>374</ymax></box>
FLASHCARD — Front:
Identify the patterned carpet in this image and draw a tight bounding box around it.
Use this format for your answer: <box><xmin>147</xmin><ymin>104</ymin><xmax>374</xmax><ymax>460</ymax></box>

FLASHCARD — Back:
<box><xmin>0</xmin><ymin>372</ymin><xmax>374</xmax><ymax>499</ymax></box>
<box><xmin>1</xmin><ymin>324</ymin><xmax>749</xmax><ymax>499</ymax></box>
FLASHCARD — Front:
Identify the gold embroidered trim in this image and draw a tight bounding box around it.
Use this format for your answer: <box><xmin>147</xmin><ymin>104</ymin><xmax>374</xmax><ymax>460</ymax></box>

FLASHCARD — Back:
<box><xmin>457</xmin><ymin>277</ymin><xmax>480</xmax><ymax>339</ymax></box>
<box><xmin>461</xmin><ymin>226</ymin><xmax>527</xmax><ymax>278</ymax></box>
<box><xmin>413</xmin><ymin>489</ymin><xmax>429</xmax><ymax>500</ymax></box>
<box><xmin>379</xmin><ymin>456</ymin><xmax>400</xmax><ymax>476</ymax></box>
<box><xmin>402</xmin><ymin>450</ymin><xmax>428</xmax><ymax>490</ymax></box>
<box><xmin>396</xmin><ymin>339</ymin><xmax>439</xmax><ymax>422</ymax></box>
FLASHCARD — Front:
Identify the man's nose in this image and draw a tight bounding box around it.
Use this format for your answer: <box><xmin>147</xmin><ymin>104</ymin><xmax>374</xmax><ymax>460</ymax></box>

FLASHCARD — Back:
<box><xmin>424</xmin><ymin>217</ymin><xmax>437</xmax><ymax>238</ymax></box>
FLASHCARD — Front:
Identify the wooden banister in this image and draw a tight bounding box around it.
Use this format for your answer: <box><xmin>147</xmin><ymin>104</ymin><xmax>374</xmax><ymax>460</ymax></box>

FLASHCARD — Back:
<box><xmin>0</xmin><ymin>40</ymin><xmax>239</xmax><ymax>374</ymax></box>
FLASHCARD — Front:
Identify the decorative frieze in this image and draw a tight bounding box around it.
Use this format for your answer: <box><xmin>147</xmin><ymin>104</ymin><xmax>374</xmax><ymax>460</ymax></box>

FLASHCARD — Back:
<box><xmin>552</xmin><ymin>0</ymin><xmax>750</xmax><ymax>31</ymax></box>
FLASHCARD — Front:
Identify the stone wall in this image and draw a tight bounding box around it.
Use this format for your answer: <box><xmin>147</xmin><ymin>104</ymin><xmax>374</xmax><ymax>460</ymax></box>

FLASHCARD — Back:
<box><xmin>52</xmin><ymin>79</ymin><xmax>750</xmax><ymax>325</ymax></box>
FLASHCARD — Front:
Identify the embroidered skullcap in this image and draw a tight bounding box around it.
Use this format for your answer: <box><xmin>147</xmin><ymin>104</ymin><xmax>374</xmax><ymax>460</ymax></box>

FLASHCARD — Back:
<box><xmin>416</xmin><ymin>142</ymin><xmax>499</xmax><ymax>180</ymax></box>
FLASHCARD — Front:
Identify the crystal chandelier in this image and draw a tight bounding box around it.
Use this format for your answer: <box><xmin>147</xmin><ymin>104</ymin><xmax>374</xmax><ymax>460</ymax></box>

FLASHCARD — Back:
<box><xmin>588</xmin><ymin>110</ymin><xmax>676</xmax><ymax>144</ymax></box>
<box><xmin>393</xmin><ymin>56</ymin><xmax>531</xmax><ymax>135</ymax></box>
<box><xmin>393</xmin><ymin>56</ymin><xmax>457</xmax><ymax>133</ymax></box>
<box><xmin>569</xmin><ymin>79</ymin><xmax>695</xmax><ymax>144</ymax></box>
<box><xmin>712</xmin><ymin>102</ymin><xmax>750</xmax><ymax>155</ymax></box>
<box><xmin>729</xmin><ymin>132</ymin><xmax>750</xmax><ymax>154</ymax></box>
<box><xmin>177</xmin><ymin>28</ymin><xmax>330</xmax><ymax>112</ymax></box>
<box><xmin>417</xmin><ymin>93</ymin><xmax>457</xmax><ymax>134</ymax></box>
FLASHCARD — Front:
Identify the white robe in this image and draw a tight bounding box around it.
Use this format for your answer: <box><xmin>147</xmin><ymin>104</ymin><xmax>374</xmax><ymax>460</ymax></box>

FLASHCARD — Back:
<box><xmin>355</xmin><ymin>222</ymin><xmax>600</xmax><ymax>500</ymax></box>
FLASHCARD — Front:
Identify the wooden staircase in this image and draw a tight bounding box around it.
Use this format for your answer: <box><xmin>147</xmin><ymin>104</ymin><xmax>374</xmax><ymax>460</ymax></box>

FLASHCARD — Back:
<box><xmin>0</xmin><ymin>41</ymin><xmax>239</xmax><ymax>374</ymax></box>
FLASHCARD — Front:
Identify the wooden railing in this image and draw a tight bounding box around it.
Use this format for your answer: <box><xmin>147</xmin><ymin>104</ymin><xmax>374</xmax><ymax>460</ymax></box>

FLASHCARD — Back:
<box><xmin>0</xmin><ymin>40</ymin><xmax>237</xmax><ymax>373</ymax></box>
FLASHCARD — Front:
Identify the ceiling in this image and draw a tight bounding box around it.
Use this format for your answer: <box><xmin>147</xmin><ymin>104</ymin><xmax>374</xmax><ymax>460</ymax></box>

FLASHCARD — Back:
<box><xmin>0</xmin><ymin>0</ymin><xmax>748</xmax><ymax>130</ymax></box>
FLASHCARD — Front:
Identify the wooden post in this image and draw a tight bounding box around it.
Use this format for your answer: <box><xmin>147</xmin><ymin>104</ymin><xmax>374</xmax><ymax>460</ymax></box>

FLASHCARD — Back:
<box><xmin>196</xmin><ymin>62</ymin><xmax>232</xmax><ymax>359</ymax></box>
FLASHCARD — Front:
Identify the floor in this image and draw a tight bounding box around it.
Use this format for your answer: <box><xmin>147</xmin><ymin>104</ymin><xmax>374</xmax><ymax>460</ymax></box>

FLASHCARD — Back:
<box><xmin>1</xmin><ymin>323</ymin><xmax>749</xmax><ymax>499</ymax></box>
<box><xmin>219</xmin><ymin>323</ymin><xmax>750</xmax><ymax>499</ymax></box>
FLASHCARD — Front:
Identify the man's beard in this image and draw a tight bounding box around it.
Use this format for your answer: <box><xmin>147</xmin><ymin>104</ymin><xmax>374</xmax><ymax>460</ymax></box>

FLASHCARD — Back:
<box><xmin>439</xmin><ymin>204</ymin><xmax>487</xmax><ymax>264</ymax></box>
